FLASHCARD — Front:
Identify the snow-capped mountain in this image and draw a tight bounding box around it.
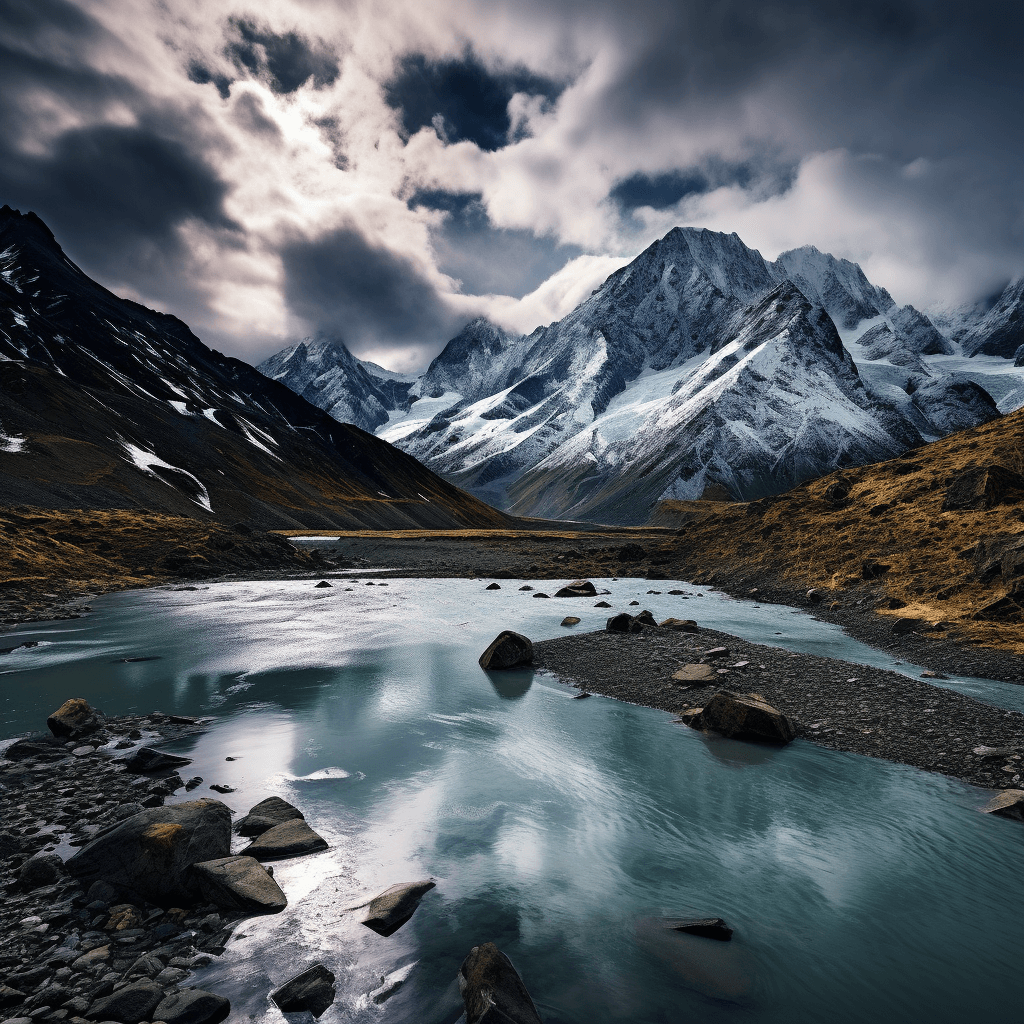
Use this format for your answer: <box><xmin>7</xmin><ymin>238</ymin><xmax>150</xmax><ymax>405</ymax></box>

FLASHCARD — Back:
<box><xmin>0</xmin><ymin>206</ymin><xmax>510</xmax><ymax>531</ymax></box>
<box><xmin>263</xmin><ymin>225</ymin><xmax>1017</xmax><ymax>524</ymax></box>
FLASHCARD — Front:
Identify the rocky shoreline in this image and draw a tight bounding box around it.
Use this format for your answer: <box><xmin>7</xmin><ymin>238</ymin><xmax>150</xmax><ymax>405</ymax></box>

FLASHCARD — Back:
<box><xmin>531</xmin><ymin>619</ymin><xmax>1024</xmax><ymax>794</ymax></box>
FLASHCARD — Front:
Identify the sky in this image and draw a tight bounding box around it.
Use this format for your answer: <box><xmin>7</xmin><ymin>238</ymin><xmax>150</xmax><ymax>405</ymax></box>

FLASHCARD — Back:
<box><xmin>1</xmin><ymin>0</ymin><xmax>1021</xmax><ymax>371</ymax></box>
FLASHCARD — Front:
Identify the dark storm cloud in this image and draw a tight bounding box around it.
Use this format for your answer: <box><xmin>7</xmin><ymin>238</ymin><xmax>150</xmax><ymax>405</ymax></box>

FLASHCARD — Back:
<box><xmin>225</xmin><ymin>17</ymin><xmax>339</xmax><ymax>95</ymax></box>
<box><xmin>410</xmin><ymin>189</ymin><xmax>584</xmax><ymax>297</ymax></box>
<box><xmin>280</xmin><ymin>226</ymin><xmax>462</xmax><ymax>350</ymax></box>
<box><xmin>386</xmin><ymin>51</ymin><xmax>563</xmax><ymax>150</ymax></box>
<box><xmin>0</xmin><ymin>0</ymin><xmax>238</xmax><ymax>321</ymax></box>
<box><xmin>187</xmin><ymin>60</ymin><xmax>233</xmax><ymax>100</ymax></box>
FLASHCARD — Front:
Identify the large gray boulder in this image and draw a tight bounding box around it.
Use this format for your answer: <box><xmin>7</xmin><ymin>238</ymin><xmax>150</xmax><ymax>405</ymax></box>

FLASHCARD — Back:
<box><xmin>242</xmin><ymin>818</ymin><xmax>328</xmax><ymax>860</ymax></box>
<box><xmin>86</xmin><ymin>979</ymin><xmax>163</xmax><ymax>1023</ymax></box>
<box><xmin>46</xmin><ymin>698</ymin><xmax>103</xmax><ymax>739</ymax></box>
<box><xmin>66</xmin><ymin>798</ymin><xmax>231</xmax><ymax>905</ymax></box>
<box><xmin>693</xmin><ymin>691</ymin><xmax>796</xmax><ymax>744</ymax></box>
<box><xmin>152</xmin><ymin>987</ymin><xmax>231</xmax><ymax>1024</ymax></box>
<box><xmin>271</xmin><ymin>964</ymin><xmax>336</xmax><ymax>1018</ymax></box>
<box><xmin>554</xmin><ymin>579</ymin><xmax>597</xmax><ymax>598</ymax></box>
<box><xmin>459</xmin><ymin>943</ymin><xmax>542</xmax><ymax>1024</ymax></box>
<box><xmin>479</xmin><ymin>631</ymin><xmax>533</xmax><ymax>670</ymax></box>
<box><xmin>362</xmin><ymin>880</ymin><xmax>436</xmax><ymax>936</ymax></box>
<box><xmin>190</xmin><ymin>856</ymin><xmax>287</xmax><ymax>913</ymax></box>
<box><xmin>235</xmin><ymin>796</ymin><xmax>304</xmax><ymax>838</ymax></box>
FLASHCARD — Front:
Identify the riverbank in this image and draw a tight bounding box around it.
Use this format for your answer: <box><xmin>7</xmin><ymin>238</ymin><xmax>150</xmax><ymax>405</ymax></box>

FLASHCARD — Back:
<box><xmin>531</xmin><ymin>623</ymin><xmax>1024</xmax><ymax>791</ymax></box>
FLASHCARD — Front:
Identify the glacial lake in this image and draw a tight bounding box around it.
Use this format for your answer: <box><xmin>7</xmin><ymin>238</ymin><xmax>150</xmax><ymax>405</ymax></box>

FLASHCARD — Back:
<box><xmin>1</xmin><ymin>577</ymin><xmax>1021</xmax><ymax>1023</ymax></box>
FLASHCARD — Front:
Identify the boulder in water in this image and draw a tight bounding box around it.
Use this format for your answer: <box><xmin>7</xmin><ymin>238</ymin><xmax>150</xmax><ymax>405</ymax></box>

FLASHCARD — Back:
<box><xmin>458</xmin><ymin>942</ymin><xmax>542</xmax><ymax>1024</ymax></box>
<box><xmin>560</xmin><ymin>616</ymin><xmax>581</xmax><ymax>626</ymax></box>
<box><xmin>668</xmin><ymin>917</ymin><xmax>733</xmax><ymax>941</ymax></box>
<box><xmin>65</xmin><ymin>798</ymin><xmax>231</xmax><ymax>904</ymax></box>
<box><xmin>362</xmin><ymin>879</ymin><xmax>436</xmax><ymax>936</ymax></box>
<box><xmin>46</xmin><ymin>698</ymin><xmax>102</xmax><ymax>739</ymax></box>
<box><xmin>554</xmin><ymin>579</ymin><xmax>597</xmax><ymax>598</ymax></box>
<box><xmin>486</xmin><ymin>582</ymin><xmax>501</xmax><ymax>590</ymax></box>
<box><xmin>635</xmin><ymin>609</ymin><xmax>658</xmax><ymax>627</ymax></box>
<box><xmin>242</xmin><ymin>818</ymin><xmax>328</xmax><ymax>860</ymax></box>
<box><xmin>479</xmin><ymin>631</ymin><xmax>533</xmax><ymax>670</ymax></box>
<box><xmin>235</xmin><ymin>795</ymin><xmax>304</xmax><ymax>837</ymax></box>
<box><xmin>271</xmin><ymin>964</ymin><xmax>336</xmax><ymax>1018</ymax></box>
<box><xmin>693</xmin><ymin>691</ymin><xmax>796</xmax><ymax>744</ymax></box>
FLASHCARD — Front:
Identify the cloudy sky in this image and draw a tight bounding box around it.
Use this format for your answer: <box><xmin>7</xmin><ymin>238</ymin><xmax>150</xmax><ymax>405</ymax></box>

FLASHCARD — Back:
<box><xmin>2</xmin><ymin>0</ymin><xmax>1021</xmax><ymax>370</ymax></box>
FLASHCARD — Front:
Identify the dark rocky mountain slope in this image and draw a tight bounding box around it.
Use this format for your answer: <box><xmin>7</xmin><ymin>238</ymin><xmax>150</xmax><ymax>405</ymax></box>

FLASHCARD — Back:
<box><xmin>0</xmin><ymin>206</ymin><xmax>510</xmax><ymax>531</ymax></box>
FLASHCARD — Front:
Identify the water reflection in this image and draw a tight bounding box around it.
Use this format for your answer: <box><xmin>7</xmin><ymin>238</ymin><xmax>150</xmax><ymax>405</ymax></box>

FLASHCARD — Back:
<box><xmin>487</xmin><ymin>668</ymin><xmax>534</xmax><ymax>700</ymax></box>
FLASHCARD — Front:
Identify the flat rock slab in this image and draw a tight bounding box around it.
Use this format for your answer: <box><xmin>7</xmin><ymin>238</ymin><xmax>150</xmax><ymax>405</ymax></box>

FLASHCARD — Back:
<box><xmin>122</xmin><ymin>746</ymin><xmax>193</xmax><ymax>773</ymax></box>
<box><xmin>191</xmin><ymin>855</ymin><xmax>287</xmax><ymax>913</ymax></box>
<box><xmin>243</xmin><ymin>818</ymin><xmax>328</xmax><ymax>860</ymax></box>
<box><xmin>153</xmin><ymin>987</ymin><xmax>231</xmax><ymax>1024</ymax></box>
<box><xmin>660</xmin><ymin>618</ymin><xmax>699</xmax><ymax>632</ymax></box>
<box><xmin>479</xmin><ymin>630</ymin><xmax>533</xmax><ymax>670</ymax></box>
<box><xmin>272</xmin><ymin>964</ymin><xmax>336</xmax><ymax>1018</ymax></box>
<box><xmin>459</xmin><ymin>942</ymin><xmax>542</xmax><ymax>1024</ymax></box>
<box><xmin>667</xmin><ymin>917</ymin><xmax>734</xmax><ymax>941</ymax></box>
<box><xmin>236</xmin><ymin>795</ymin><xmax>305</xmax><ymax>837</ymax></box>
<box><xmin>983</xmin><ymin>789</ymin><xmax>1024</xmax><ymax>821</ymax></box>
<box><xmin>672</xmin><ymin>664</ymin><xmax>716</xmax><ymax>683</ymax></box>
<box><xmin>362</xmin><ymin>880</ymin><xmax>436</xmax><ymax>936</ymax></box>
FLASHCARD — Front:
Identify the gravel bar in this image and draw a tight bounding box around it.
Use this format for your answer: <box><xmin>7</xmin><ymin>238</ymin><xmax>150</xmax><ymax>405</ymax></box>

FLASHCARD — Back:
<box><xmin>532</xmin><ymin>625</ymin><xmax>1024</xmax><ymax>790</ymax></box>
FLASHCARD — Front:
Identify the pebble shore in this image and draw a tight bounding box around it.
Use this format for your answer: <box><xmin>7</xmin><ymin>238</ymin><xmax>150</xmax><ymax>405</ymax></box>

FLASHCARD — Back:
<box><xmin>0</xmin><ymin>714</ymin><xmax>243</xmax><ymax>1024</ymax></box>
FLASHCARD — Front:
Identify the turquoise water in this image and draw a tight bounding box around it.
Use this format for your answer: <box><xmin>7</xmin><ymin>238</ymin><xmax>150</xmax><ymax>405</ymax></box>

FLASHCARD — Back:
<box><xmin>0</xmin><ymin>578</ymin><xmax>1020</xmax><ymax>1022</ymax></box>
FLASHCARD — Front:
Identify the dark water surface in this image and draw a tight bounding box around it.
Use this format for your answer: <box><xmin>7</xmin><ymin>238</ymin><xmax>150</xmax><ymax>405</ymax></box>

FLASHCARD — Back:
<box><xmin>0</xmin><ymin>578</ymin><xmax>1020</xmax><ymax>1022</ymax></box>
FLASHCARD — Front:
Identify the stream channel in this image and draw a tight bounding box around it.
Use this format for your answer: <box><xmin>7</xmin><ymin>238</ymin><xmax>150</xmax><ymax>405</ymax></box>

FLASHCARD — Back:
<box><xmin>0</xmin><ymin>575</ymin><xmax>1021</xmax><ymax>1022</ymax></box>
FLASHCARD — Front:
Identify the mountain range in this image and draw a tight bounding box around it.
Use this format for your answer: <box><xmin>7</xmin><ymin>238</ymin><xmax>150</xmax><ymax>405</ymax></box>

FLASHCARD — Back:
<box><xmin>261</xmin><ymin>227</ymin><xmax>1022</xmax><ymax>524</ymax></box>
<box><xmin>0</xmin><ymin>206</ymin><xmax>510</xmax><ymax>531</ymax></box>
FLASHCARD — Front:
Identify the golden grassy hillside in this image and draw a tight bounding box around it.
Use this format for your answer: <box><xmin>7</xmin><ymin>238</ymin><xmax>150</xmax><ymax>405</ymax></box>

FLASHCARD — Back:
<box><xmin>652</xmin><ymin>408</ymin><xmax>1024</xmax><ymax>653</ymax></box>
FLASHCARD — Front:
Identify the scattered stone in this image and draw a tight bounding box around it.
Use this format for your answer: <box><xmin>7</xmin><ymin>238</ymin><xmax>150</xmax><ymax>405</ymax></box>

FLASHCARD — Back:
<box><xmin>629</xmin><ymin>600</ymin><xmax>639</xmax><ymax>606</ymax></box>
<box><xmin>17</xmin><ymin>853</ymin><xmax>66</xmax><ymax>890</ymax></box>
<box><xmin>271</xmin><ymin>964</ymin><xmax>337</xmax><ymax>1018</ymax></box>
<box><xmin>982</xmin><ymin>790</ymin><xmax>1024</xmax><ymax>821</ymax></box>
<box><xmin>692</xmin><ymin>690</ymin><xmax>796</xmax><ymax>744</ymax></box>
<box><xmin>806</xmin><ymin>588</ymin><xmax>827</xmax><ymax>603</ymax></box>
<box><xmin>634</xmin><ymin>610</ymin><xmax>658</xmax><ymax>627</ymax></box>
<box><xmin>362</xmin><ymin>880</ymin><xmax>436</xmax><ymax>937</ymax></box>
<box><xmin>560</xmin><ymin>616</ymin><xmax>581</xmax><ymax>627</ymax></box>
<box><xmin>66</xmin><ymin>798</ymin><xmax>231</xmax><ymax>904</ymax></box>
<box><xmin>532</xmin><ymin>592</ymin><xmax>550</xmax><ymax>599</ymax></box>
<box><xmin>46</xmin><ymin>698</ymin><xmax>102</xmax><ymax>739</ymax></box>
<box><xmin>478</xmin><ymin>631</ymin><xmax>534</xmax><ymax>670</ymax></box>
<box><xmin>519</xmin><ymin>585</ymin><xmax>533</xmax><ymax>591</ymax></box>
<box><xmin>190</xmin><ymin>856</ymin><xmax>287</xmax><ymax>914</ymax></box>
<box><xmin>667</xmin><ymin>917</ymin><xmax>733</xmax><ymax>941</ymax></box>
<box><xmin>554</xmin><ymin>580</ymin><xmax>597</xmax><ymax>598</ymax></box>
<box><xmin>122</xmin><ymin>747</ymin><xmax>193</xmax><ymax>773</ymax></box>
<box><xmin>660</xmin><ymin>618</ymin><xmax>698</xmax><ymax>632</ymax></box>
<box><xmin>185</xmin><ymin>777</ymin><xmax>203</xmax><ymax>791</ymax></box>
<box><xmin>672</xmin><ymin>664</ymin><xmax>716</xmax><ymax>683</ymax></box>
<box><xmin>486</xmin><ymin>583</ymin><xmax>501</xmax><ymax>590</ymax></box>
<box><xmin>314</xmin><ymin>580</ymin><xmax>332</xmax><ymax>588</ymax></box>
<box><xmin>209</xmin><ymin>784</ymin><xmax>235</xmax><ymax>794</ymax></box>
<box><xmin>861</xmin><ymin>560</ymin><xmax>891</xmax><ymax>580</ymax></box>
<box><xmin>974</xmin><ymin>746</ymin><xmax>1018</xmax><ymax>760</ymax></box>
<box><xmin>594</xmin><ymin>600</ymin><xmax>612</xmax><ymax>608</ymax></box>
<box><xmin>242</xmin><ymin>818</ymin><xmax>328</xmax><ymax>861</ymax></box>
<box><xmin>458</xmin><ymin>942</ymin><xmax>542</xmax><ymax>1024</ymax></box>
<box><xmin>704</xmin><ymin>647</ymin><xmax>730</xmax><ymax>658</ymax></box>
<box><xmin>86</xmin><ymin>978</ymin><xmax>163</xmax><ymax>1024</ymax></box>
<box><xmin>152</xmin><ymin>987</ymin><xmax>231</xmax><ymax>1024</ymax></box>
<box><xmin>572</xmin><ymin>692</ymin><xmax>591</xmax><ymax>699</ymax></box>
<box><xmin>235</xmin><ymin>796</ymin><xmax>304</xmax><ymax>837</ymax></box>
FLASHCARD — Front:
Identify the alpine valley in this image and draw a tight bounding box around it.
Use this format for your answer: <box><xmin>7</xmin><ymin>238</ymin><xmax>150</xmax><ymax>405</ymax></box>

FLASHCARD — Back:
<box><xmin>262</xmin><ymin>227</ymin><xmax>1024</xmax><ymax>525</ymax></box>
